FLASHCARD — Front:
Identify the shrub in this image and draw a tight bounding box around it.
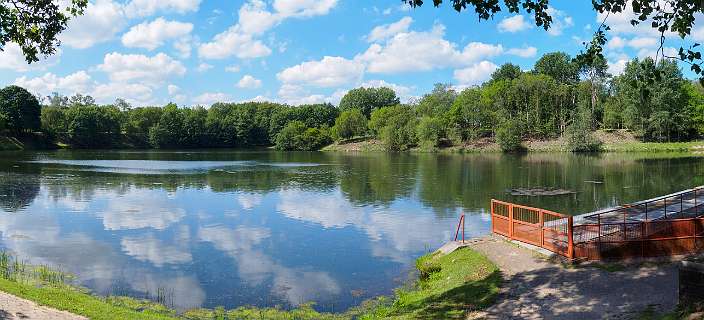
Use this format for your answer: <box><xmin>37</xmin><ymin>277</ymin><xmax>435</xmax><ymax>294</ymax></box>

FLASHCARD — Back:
<box><xmin>274</xmin><ymin>121</ymin><xmax>332</xmax><ymax>151</ymax></box>
<box><xmin>369</xmin><ymin>105</ymin><xmax>401</xmax><ymax>136</ymax></box>
<box><xmin>381</xmin><ymin>109</ymin><xmax>417</xmax><ymax>151</ymax></box>
<box><xmin>416</xmin><ymin>116</ymin><xmax>446</xmax><ymax>149</ymax></box>
<box><xmin>332</xmin><ymin>109</ymin><xmax>367</xmax><ymax>140</ymax></box>
<box><xmin>566</xmin><ymin>111</ymin><xmax>602</xmax><ymax>152</ymax></box>
<box><xmin>496</xmin><ymin>119</ymin><xmax>524</xmax><ymax>152</ymax></box>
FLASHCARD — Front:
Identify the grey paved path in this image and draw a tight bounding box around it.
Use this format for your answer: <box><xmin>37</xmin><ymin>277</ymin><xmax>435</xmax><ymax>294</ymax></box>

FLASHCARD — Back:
<box><xmin>464</xmin><ymin>236</ymin><xmax>678</xmax><ymax>320</ymax></box>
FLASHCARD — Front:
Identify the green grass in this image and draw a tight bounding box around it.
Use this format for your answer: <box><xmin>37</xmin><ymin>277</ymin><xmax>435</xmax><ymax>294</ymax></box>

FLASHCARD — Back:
<box><xmin>355</xmin><ymin>247</ymin><xmax>502</xmax><ymax>319</ymax></box>
<box><xmin>603</xmin><ymin>141</ymin><xmax>704</xmax><ymax>152</ymax></box>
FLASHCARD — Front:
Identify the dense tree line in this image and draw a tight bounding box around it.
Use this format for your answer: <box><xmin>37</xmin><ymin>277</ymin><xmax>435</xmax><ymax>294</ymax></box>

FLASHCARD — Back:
<box><xmin>1</xmin><ymin>53</ymin><xmax>704</xmax><ymax>152</ymax></box>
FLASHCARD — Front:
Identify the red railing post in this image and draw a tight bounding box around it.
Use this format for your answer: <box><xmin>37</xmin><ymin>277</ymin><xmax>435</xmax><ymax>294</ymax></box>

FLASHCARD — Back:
<box><xmin>567</xmin><ymin>216</ymin><xmax>574</xmax><ymax>259</ymax></box>
<box><xmin>539</xmin><ymin>210</ymin><xmax>545</xmax><ymax>247</ymax></box>
<box><xmin>454</xmin><ymin>213</ymin><xmax>465</xmax><ymax>242</ymax></box>
<box><xmin>509</xmin><ymin>204</ymin><xmax>514</xmax><ymax>240</ymax></box>
<box><xmin>462</xmin><ymin>212</ymin><xmax>465</xmax><ymax>243</ymax></box>
<box><xmin>490</xmin><ymin>201</ymin><xmax>495</xmax><ymax>233</ymax></box>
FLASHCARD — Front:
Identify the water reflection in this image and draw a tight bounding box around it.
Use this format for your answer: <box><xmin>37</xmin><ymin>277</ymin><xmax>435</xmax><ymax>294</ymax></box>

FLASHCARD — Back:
<box><xmin>0</xmin><ymin>151</ymin><xmax>702</xmax><ymax>311</ymax></box>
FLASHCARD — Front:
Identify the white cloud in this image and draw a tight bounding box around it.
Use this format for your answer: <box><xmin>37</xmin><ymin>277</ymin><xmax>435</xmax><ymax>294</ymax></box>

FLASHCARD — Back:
<box><xmin>121</xmin><ymin>18</ymin><xmax>193</xmax><ymax>50</ymax></box>
<box><xmin>238</xmin><ymin>0</ymin><xmax>279</xmax><ymax>35</ymax></box>
<box><xmin>454</xmin><ymin>61</ymin><xmax>498</xmax><ymax>86</ymax></box>
<box><xmin>608</xmin><ymin>59</ymin><xmax>629</xmax><ymax>75</ymax></box>
<box><xmin>237</xmin><ymin>75</ymin><xmax>263</xmax><ymax>89</ymax></box>
<box><xmin>607</xmin><ymin>36</ymin><xmax>626</xmax><ymax>50</ymax></box>
<box><xmin>0</xmin><ymin>44</ymin><xmax>60</xmax><ymax>72</ymax></box>
<box><xmin>199</xmin><ymin>0</ymin><xmax>338</xmax><ymax>60</ymax></box>
<box><xmin>357</xmin><ymin>24</ymin><xmax>502</xmax><ymax>74</ymax></box>
<box><xmin>367</xmin><ymin>17</ymin><xmax>413</xmax><ymax>42</ymax></box>
<box><xmin>272</xmin><ymin>0</ymin><xmax>338</xmax><ymax>18</ymax></box>
<box><xmin>506</xmin><ymin>46</ymin><xmax>537</xmax><ymax>58</ymax></box>
<box><xmin>545</xmin><ymin>7</ymin><xmax>573</xmax><ymax>36</ymax></box>
<box><xmin>98</xmin><ymin>52</ymin><xmax>186</xmax><ymax>83</ymax></box>
<box><xmin>596</xmin><ymin>1</ymin><xmax>676</xmax><ymax>38</ymax></box>
<box><xmin>198</xmin><ymin>26</ymin><xmax>272</xmax><ymax>59</ymax></box>
<box><xmin>637</xmin><ymin>46</ymin><xmax>678</xmax><ymax>60</ymax></box>
<box><xmin>173</xmin><ymin>36</ymin><xmax>193</xmax><ymax>58</ymax></box>
<box><xmin>95</xmin><ymin>83</ymin><xmax>156</xmax><ymax>105</ymax></box>
<box><xmin>196</xmin><ymin>63</ymin><xmax>213</xmax><ymax>72</ymax></box>
<box><xmin>225</xmin><ymin>65</ymin><xmax>241</xmax><ymax>73</ymax></box>
<box><xmin>359</xmin><ymin>79</ymin><xmax>415</xmax><ymax>102</ymax></box>
<box><xmin>124</xmin><ymin>0</ymin><xmax>201</xmax><ymax>18</ymax></box>
<box><xmin>167</xmin><ymin>84</ymin><xmax>180</xmax><ymax>95</ymax></box>
<box><xmin>192</xmin><ymin>92</ymin><xmax>231</xmax><ymax>105</ymax></box>
<box><xmin>60</xmin><ymin>0</ymin><xmax>126</xmax><ymax>49</ymax></box>
<box><xmin>14</xmin><ymin>71</ymin><xmax>92</xmax><ymax>96</ymax></box>
<box><xmin>498</xmin><ymin>15</ymin><xmax>531</xmax><ymax>33</ymax></box>
<box><xmin>628</xmin><ymin>37</ymin><xmax>658</xmax><ymax>49</ymax></box>
<box><xmin>121</xmin><ymin>235</ymin><xmax>192</xmax><ymax>267</ymax></box>
<box><xmin>277</xmin><ymin>56</ymin><xmax>365</xmax><ymax>87</ymax></box>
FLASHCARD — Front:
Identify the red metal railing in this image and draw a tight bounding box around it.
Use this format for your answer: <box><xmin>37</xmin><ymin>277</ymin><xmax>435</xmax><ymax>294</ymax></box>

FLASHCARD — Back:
<box><xmin>454</xmin><ymin>213</ymin><xmax>465</xmax><ymax>243</ymax></box>
<box><xmin>490</xmin><ymin>186</ymin><xmax>704</xmax><ymax>260</ymax></box>
<box><xmin>491</xmin><ymin>199</ymin><xmax>574</xmax><ymax>258</ymax></box>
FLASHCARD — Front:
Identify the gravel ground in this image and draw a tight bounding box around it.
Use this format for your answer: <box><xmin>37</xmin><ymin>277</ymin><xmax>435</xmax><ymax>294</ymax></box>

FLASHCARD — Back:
<box><xmin>465</xmin><ymin>236</ymin><xmax>678</xmax><ymax>320</ymax></box>
<box><xmin>0</xmin><ymin>291</ymin><xmax>86</xmax><ymax>320</ymax></box>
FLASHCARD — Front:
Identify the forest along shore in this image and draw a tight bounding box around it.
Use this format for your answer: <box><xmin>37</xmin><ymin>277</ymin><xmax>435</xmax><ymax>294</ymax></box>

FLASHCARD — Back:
<box><xmin>2</xmin><ymin>54</ymin><xmax>704</xmax><ymax>153</ymax></box>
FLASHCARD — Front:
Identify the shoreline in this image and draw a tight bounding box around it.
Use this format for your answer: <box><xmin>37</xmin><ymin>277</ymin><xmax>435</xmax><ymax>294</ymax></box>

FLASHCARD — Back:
<box><xmin>0</xmin><ymin>245</ymin><xmax>500</xmax><ymax>320</ymax></box>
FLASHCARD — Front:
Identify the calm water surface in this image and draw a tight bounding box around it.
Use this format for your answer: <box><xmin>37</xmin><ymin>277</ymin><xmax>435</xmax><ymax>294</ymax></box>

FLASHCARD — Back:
<box><xmin>0</xmin><ymin>150</ymin><xmax>702</xmax><ymax>311</ymax></box>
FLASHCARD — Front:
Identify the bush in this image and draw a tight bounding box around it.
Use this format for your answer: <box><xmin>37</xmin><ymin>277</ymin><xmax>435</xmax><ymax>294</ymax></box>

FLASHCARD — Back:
<box><xmin>332</xmin><ymin>109</ymin><xmax>367</xmax><ymax>140</ymax></box>
<box><xmin>274</xmin><ymin>121</ymin><xmax>332</xmax><ymax>151</ymax></box>
<box><xmin>381</xmin><ymin>109</ymin><xmax>417</xmax><ymax>151</ymax></box>
<box><xmin>416</xmin><ymin>116</ymin><xmax>446</xmax><ymax>149</ymax></box>
<box><xmin>496</xmin><ymin>119</ymin><xmax>524</xmax><ymax>152</ymax></box>
<box><xmin>566</xmin><ymin>111</ymin><xmax>602</xmax><ymax>152</ymax></box>
<box><xmin>369</xmin><ymin>105</ymin><xmax>401</xmax><ymax>136</ymax></box>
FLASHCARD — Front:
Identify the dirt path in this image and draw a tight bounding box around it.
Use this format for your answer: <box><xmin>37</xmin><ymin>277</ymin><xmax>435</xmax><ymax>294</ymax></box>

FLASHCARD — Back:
<box><xmin>466</xmin><ymin>236</ymin><xmax>678</xmax><ymax>320</ymax></box>
<box><xmin>0</xmin><ymin>291</ymin><xmax>86</xmax><ymax>320</ymax></box>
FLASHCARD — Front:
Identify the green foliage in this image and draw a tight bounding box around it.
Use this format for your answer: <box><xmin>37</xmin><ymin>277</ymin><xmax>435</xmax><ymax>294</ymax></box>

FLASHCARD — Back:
<box><xmin>358</xmin><ymin>247</ymin><xmax>501</xmax><ymax>319</ymax></box>
<box><xmin>496</xmin><ymin>119</ymin><xmax>523</xmax><ymax>152</ymax></box>
<box><xmin>380</xmin><ymin>107</ymin><xmax>417</xmax><ymax>151</ymax></box>
<box><xmin>491</xmin><ymin>63</ymin><xmax>522</xmax><ymax>82</ymax></box>
<box><xmin>275</xmin><ymin>121</ymin><xmax>332</xmax><ymax>151</ymax></box>
<box><xmin>613</xmin><ymin>58</ymin><xmax>695</xmax><ymax>141</ymax></box>
<box><xmin>65</xmin><ymin>105</ymin><xmax>122</xmax><ymax>148</ymax></box>
<box><xmin>369</xmin><ymin>105</ymin><xmax>401</xmax><ymax>136</ymax></box>
<box><xmin>0</xmin><ymin>85</ymin><xmax>41</xmax><ymax>132</ymax></box>
<box><xmin>0</xmin><ymin>112</ymin><xmax>6</xmax><ymax>132</ymax></box>
<box><xmin>0</xmin><ymin>0</ymin><xmax>87</xmax><ymax>63</ymax></box>
<box><xmin>123</xmin><ymin>107</ymin><xmax>164</xmax><ymax>146</ymax></box>
<box><xmin>333</xmin><ymin>109</ymin><xmax>368</xmax><ymax>140</ymax></box>
<box><xmin>415</xmin><ymin>83</ymin><xmax>457</xmax><ymax>117</ymax></box>
<box><xmin>565</xmin><ymin>110</ymin><xmax>602</xmax><ymax>152</ymax></box>
<box><xmin>416</xmin><ymin>116</ymin><xmax>446</xmax><ymax>149</ymax></box>
<box><xmin>339</xmin><ymin>87</ymin><xmax>399</xmax><ymax>118</ymax></box>
<box><xmin>448</xmin><ymin>88</ymin><xmax>494</xmax><ymax>141</ymax></box>
<box><xmin>533</xmin><ymin>52</ymin><xmax>578</xmax><ymax>84</ymax></box>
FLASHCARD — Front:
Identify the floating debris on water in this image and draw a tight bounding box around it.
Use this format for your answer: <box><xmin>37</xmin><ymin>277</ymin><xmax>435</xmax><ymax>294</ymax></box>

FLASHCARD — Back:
<box><xmin>584</xmin><ymin>180</ymin><xmax>604</xmax><ymax>184</ymax></box>
<box><xmin>507</xmin><ymin>188</ymin><xmax>576</xmax><ymax>196</ymax></box>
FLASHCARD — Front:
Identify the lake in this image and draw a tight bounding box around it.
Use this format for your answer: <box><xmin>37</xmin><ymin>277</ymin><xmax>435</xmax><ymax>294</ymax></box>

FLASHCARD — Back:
<box><xmin>0</xmin><ymin>150</ymin><xmax>702</xmax><ymax>312</ymax></box>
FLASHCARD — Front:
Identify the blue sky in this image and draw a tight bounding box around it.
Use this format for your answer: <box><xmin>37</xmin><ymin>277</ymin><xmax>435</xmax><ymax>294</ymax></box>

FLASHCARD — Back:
<box><xmin>0</xmin><ymin>0</ymin><xmax>700</xmax><ymax>107</ymax></box>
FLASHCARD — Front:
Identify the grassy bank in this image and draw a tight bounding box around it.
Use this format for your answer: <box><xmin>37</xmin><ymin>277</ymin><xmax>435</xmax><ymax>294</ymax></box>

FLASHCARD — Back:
<box><xmin>323</xmin><ymin>132</ymin><xmax>704</xmax><ymax>154</ymax></box>
<box><xmin>0</xmin><ymin>248</ymin><xmax>500</xmax><ymax>320</ymax></box>
<box><xmin>354</xmin><ymin>247</ymin><xmax>501</xmax><ymax>319</ymax></box>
